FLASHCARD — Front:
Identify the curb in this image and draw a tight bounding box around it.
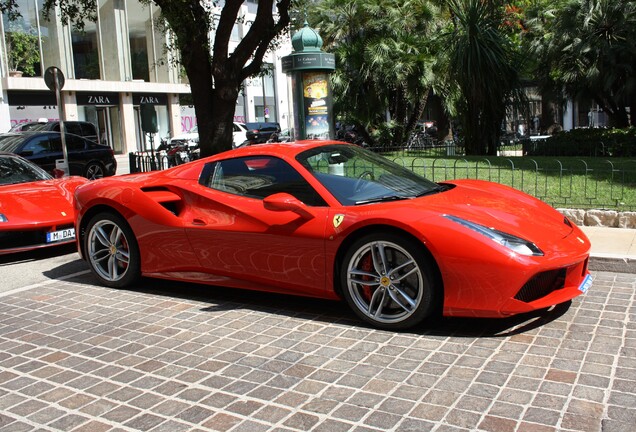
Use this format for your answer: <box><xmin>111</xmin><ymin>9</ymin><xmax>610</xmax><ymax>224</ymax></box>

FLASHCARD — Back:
<box><xmin>589</xmin><ymin>254</ymin><xmax>636</xmax><ymax>274</ymax></box>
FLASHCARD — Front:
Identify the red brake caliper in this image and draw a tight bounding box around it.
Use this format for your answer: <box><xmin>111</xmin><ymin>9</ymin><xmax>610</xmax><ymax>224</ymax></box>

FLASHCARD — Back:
<box><xmin>119</xmin><ymin>236</ymin><xmax>129</xmax><ymax>270</ymax></box>
<box><xmin>360</xmin><ymin>252</ymin><xmax>374</xmax><ymax>301</ymax></box>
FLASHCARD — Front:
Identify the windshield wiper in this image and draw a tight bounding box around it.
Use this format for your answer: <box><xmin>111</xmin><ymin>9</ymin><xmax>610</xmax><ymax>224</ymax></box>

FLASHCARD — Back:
<box><xmin>355</xmin><ymin>195</ymin><xmax>411</xmax><ymax>205</ymax></box>
<box><xmin>415</xmin><ymin>184</ymin><xmax>448</xmax><ymax>197</ymax></box>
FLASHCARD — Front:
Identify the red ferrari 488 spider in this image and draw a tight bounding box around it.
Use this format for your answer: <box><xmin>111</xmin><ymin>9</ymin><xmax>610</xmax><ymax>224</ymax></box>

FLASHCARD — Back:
<box><xmin>1</xmin><ymin>152</ymin><xmax>88</xmax><ymax>254</ymax></box>
<box><xmin>74</xmin><ymin>141</ymin><xmax>592</xmax><ymax>330</ymax></box>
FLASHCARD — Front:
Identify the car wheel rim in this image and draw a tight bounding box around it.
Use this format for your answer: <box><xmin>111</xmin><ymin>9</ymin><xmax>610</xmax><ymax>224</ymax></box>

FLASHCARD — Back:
<box><xmin>347</xmin><ymin>240</ymin><xmax>423</xmax><ymax>324</ymax></box>
<box><xmin>87</xmin><ymin>164</ymin><xmax>104</xmax><ymax>179</ymax></box>
<box><xmin>87</xmin><ymin>220</ymin><xmax>131</xmax><ymax>282</ymax></box>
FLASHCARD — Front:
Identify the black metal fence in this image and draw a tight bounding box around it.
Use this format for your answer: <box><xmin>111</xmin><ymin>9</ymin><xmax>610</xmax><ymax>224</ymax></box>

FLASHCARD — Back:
<box><xmin>378</xmin><ymin>148</ymin><xmax>636</xmax><ymax>211</ymax></box>
<box><xmin>129</xmin><ymin>151</ymin><xmax>197</xmax><ymax>173</ymax></box>
<box><xmin>129</xmin><ymin>141</ymin><xmax>636</xmax><ymax>211</ymax></box>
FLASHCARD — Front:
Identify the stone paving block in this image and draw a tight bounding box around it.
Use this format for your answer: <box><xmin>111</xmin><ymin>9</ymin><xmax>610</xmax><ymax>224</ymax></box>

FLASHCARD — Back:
<box><xmin>0</xmin><ymin>270</ymin><xmax>634</xmax><ymax>431</ymax></box>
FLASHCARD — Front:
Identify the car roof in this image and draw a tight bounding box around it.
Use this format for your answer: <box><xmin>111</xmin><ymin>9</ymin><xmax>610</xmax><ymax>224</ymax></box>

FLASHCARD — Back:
<box><xmin>221</xmin><ymin>140</ymin><xmax>347</xmax><ymax>158</ymax></box>
<box><xmin>0</xmin><ymin>131</ymin><xmax>104</xmax><ymax>147</ymax></box>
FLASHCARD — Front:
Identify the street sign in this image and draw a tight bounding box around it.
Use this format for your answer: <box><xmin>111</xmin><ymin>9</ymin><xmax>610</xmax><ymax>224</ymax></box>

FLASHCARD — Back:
<box><xmin>44</xmin><ymin>66</ymin><xmax>65</xmax><ymax>92</ymax></box>
<box><xmin>44</xmin><ymin>66</ymin><xmax>69</xmax><ymax>176</ymax></box>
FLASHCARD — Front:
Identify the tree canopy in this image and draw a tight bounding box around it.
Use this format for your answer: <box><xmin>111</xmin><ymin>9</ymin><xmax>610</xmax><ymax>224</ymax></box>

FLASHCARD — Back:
<box><xmin>310</xmin><ymin>0</ymin><xmax>439</xmax><ymax>147</ymax></box>
<box><xmin>525</xmin><ymin>0</ymin><xmax>636</xmax><ymax>128</ymax></box>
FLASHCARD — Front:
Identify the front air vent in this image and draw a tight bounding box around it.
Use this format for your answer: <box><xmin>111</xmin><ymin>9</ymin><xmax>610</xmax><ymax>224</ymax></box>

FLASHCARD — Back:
<box><xmin>515</xmin><ymin>268</ymin><xmax>567</xmax><ymax>303</ymax></box>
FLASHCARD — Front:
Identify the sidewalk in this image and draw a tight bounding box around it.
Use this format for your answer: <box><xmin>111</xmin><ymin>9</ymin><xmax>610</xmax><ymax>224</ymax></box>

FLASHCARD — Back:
<box><xmin>582</xmin><ymin>225</ymin><xmax>636</xmax><ymax>273</ymax></box>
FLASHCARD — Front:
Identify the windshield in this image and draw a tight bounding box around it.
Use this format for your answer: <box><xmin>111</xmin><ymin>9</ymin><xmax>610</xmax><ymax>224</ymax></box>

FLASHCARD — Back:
<box><xmin>297</xmin><ymin>144</ymin><xmax>443</xmax><ymax>206</ymax></box>
<box><xmin>0</xmin><ymin>154</ymin><xmax>52</xmax><ymax>186</ymax></box>
<box><xmin>0</xmin><ymin>135</ymin><xmax>26</xmax><ymax>153</ymax></box>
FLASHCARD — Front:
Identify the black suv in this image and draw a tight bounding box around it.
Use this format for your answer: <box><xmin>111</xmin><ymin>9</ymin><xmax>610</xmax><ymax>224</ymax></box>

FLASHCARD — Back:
<box><xmin>244</xmin><ymin>122</ymin><xmax>281</xmax><ymax>144</ymax></box>
<box><xmin>10</xmin><ymin>121</ymin><xmax>99</xmax><ymax>144</ymax></box>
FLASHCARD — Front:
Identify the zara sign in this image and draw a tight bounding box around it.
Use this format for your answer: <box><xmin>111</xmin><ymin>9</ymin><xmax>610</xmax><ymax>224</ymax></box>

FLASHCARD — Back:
<box><xmin>76</xmin><ymin>93</ymin><xmax>120</xmax><ymax>106</ymax></box>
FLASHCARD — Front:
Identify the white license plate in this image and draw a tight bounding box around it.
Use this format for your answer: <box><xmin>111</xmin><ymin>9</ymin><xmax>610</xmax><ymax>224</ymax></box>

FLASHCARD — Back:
<box><xmin>578</xmin><ymin>274</ymin><xmax>593</xmax><ymax>293</ymax></box>
<box><xmin>46</xmin><ymin>228</ymin><xmax>76</xmax><ymax>243</ymax></box>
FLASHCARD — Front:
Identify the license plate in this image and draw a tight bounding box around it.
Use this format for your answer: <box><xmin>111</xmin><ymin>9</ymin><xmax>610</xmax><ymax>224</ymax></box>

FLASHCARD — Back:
<box><xmin>46</xmin><ymin>228</ymin><xmax>76</xmax><ymax>243</ymax></box>
<box><xmin>578</xmin><ymin>274</ymin><xmax>593</xmax><ymax>293</ymax></box>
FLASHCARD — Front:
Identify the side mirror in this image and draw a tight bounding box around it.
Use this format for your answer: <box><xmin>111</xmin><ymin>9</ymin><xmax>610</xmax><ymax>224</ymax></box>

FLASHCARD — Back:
<box><xmin>263</xmin><ymin>193</ymin><xmax>314</xmax><ymax>219</ymax></box>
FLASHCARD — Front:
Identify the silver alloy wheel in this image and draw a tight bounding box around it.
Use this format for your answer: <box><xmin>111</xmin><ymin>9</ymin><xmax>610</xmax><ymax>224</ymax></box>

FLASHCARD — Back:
<box><xmin>86</xmin><ymin>163</ymin><xmax>104</xmax><ymax>180</ymax></box>
<box><xmin>346</xmin><ymin>240</ymin><xmax>424</xmax><ymax>325</ymax></box>
<box><xmin>87</xmin><ymin>220</ymin><xmax>131</xmax><ymax>282</ymax></box>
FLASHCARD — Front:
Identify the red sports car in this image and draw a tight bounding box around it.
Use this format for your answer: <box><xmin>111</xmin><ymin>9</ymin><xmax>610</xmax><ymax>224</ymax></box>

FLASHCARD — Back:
<box><xmin>74</xmin><ymin>141</ymin><xmax>592</xmax><ymax>330</ymax></box>
<box><xmin>0</xmin><ymin>152</ymin><xmax>88</xmax><ymax>254</ymax></box>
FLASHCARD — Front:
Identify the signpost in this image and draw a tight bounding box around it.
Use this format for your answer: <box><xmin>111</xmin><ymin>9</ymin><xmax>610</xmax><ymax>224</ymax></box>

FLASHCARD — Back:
<box><xmin>44</xmin><ymin>66</ymin><xmax>69</xmax><ymax>176</ymax></box>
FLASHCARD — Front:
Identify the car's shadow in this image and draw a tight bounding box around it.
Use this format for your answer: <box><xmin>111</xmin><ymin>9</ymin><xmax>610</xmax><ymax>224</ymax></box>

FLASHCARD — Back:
<box><xmin>58</xmin><ymin>269</ymin><xmax>571</xmax><ymax>337</ymax></box>
<box><xmin>0</xmin><ymin>244</ymin><xmax>79</xmax><ymax>265</ymax></box>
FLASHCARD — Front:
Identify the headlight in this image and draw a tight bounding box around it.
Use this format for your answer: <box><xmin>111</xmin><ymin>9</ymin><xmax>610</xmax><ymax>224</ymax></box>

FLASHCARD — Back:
<box><xmin>0</xmin><ymin>214</ymin><xmax>7</xmax><ymax>223</ymax></box>
<box><xmin>444</xmin><ymin>214</ymin><xmax>544</xmax><ymax>256</ymax></box>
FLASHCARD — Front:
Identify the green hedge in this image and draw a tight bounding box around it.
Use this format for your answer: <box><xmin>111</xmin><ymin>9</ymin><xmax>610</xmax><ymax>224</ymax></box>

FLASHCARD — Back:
<box><xmin>522</xmin><ymin>127</ymin><xmax>636</xmax><ymax>157</ymax></box>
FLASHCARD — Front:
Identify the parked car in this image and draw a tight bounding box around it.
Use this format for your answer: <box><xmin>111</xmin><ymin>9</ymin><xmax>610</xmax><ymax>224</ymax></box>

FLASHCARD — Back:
<box><xmin>170</xmin><ymin>123</ymin><xmax>248</xmax><ymax>150</ymax></box>
<box><xmin>0</xmin><ymin>152</ymin><xmax>88</xmax><ymax>254</ymax></box>
<box><xmin>10</xmin><ymin>120</ymin><xmax>99</xmax><ymax>144</ymax></box>
<box><xmin>0</xmin><ymin>132</ymin><xmax>116</xmax><ymax>180</ymax></box>
<box><xmin>243</xmin><ymin>122</ymin><xmax>281</xmax><ymax>145</ymax></box>
<box><xmin>74</xmin><ymin>141</ymin><xmax>591</xmax><ymax>330</ymax></box>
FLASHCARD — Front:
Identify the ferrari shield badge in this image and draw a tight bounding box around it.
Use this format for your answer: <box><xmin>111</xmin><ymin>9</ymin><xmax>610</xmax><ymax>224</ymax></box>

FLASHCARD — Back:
<box><xmin>333</xmin><ymin>214</ymin><xmax>345</xmax><ymax>228</ymax></box>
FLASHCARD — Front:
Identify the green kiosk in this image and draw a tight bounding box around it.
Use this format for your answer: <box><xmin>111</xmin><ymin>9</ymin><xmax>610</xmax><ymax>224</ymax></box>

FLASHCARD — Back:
<box><xmin>282</xmin><ymin>22</ymin><xmax>336</xmax><ymax>141</ymax></box>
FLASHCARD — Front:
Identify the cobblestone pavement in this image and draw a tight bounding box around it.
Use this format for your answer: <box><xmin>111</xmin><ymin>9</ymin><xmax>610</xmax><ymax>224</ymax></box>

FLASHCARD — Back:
<box><xmin>0</xmin><ymin>270</ymin><xmax>634</xmax><ymax>432</ymax></box>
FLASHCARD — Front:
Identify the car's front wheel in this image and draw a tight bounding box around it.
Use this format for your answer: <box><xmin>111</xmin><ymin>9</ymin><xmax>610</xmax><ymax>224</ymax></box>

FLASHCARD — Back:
<box><xmin>84</xmin><ymin>212</ymin><xmax>140</xmax><ymax>288</ymax></box>
<box><xmin>341</xmin><ymin>233</ymin><xmax>436</xmax><ymax>330</ymax></box>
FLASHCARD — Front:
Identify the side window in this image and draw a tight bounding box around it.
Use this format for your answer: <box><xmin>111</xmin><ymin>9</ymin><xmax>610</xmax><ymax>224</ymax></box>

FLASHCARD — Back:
<box><xmin>81</xmin><ymin>122</ymin><xmax>97</xmax><ymax>138</ymax></box>
<box><xmin>48</xmin><ymin>135</ymin><xmax>63</xmax><ymax>152</ymax></box>
<box><xmin>65</xmin><ymin>134</ymin><xmax>85</xmax><ymax>151</ymax></box>
<box><xmin>65</xmin><ymin>122</ymin><xmax>83</xmax><ymax>136</ymax></box>
<box><xmin>199</xmin><ymin>156</ymin><xmax>326</xmax><ymax>206</ymax></box>
<box><xmin>22</xmin><ymin>136</ymin><xmax>52</xmax><ymax>155</ymax></box>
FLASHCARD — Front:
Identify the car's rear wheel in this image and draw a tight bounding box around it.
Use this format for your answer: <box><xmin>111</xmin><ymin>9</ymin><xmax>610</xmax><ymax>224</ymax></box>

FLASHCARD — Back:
<box><xmin>341</xmin><ymin>233</ymin><xmax>435</xmax><ymax>330</ymax></box>
<box><xmin>85</xmin><ymin>212</ymin><xmax>140</xmax><ymax>288</ymax></box>
<box><xmin>85</xmin><ymin>162</ymin><xmax>105</xmax><ymax>180</ymax></box>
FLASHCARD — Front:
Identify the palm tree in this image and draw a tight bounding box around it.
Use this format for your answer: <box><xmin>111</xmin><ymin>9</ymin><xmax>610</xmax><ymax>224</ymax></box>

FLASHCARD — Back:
<box><xmin>440</xmin><ymin>0</ymin><xmax>526</xmax><ymax>155</ymax></box>
<box><xmin>541</xmin><ymin>0</ymin><xmax>636</xmax><ymax>127</ymax></box>
<box><xmin>311</xmin><ymin>0</ymin><xmax>438</xmax><ymax>147</ymax></box>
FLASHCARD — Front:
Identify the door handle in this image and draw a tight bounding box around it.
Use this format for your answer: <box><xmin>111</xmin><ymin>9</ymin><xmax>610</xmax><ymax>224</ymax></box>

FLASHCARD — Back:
<box><xmin>192</xmin><ymin>219</ymin><xmax>206</xmax><ymax>226</ymax></box>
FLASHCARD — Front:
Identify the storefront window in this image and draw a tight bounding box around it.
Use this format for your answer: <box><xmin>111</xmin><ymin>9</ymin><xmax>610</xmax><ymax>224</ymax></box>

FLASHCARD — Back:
<box><xmin>2</xmin><ymin>0</ymin><xmax>42</xmax><ymax>77</ymax></box>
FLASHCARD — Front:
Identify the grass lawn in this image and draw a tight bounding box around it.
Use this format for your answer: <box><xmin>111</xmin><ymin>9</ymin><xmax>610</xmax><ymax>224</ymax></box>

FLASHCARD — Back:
<box><xmin>382</xmin><ymin>151</ymin><xmax>636</xmax><ymax>211</ymax></box>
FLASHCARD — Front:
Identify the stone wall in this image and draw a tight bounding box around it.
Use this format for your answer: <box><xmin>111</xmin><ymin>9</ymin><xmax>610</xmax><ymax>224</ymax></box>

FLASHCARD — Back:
<box><xmin>558</xmin><ymin>209</ymin><xmax>636</xmax><ymax>228</ymax></box>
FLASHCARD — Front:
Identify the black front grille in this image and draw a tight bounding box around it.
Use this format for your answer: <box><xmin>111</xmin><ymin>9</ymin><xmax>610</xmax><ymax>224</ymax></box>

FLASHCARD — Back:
<box><xmin>515</xmin><ymin>268</ymin><xmax>567</xmax><ymax>303</ymax></box>
<box><xmin>0</xmin><ymin>224</ymin><xmax>74</xmax><ymax>250</ymax></box>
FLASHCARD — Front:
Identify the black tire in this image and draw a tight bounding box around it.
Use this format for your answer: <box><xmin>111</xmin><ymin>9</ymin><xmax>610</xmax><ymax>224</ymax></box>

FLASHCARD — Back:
<box><xmin>340</xmin><ymin>232</ymin><xmax>436</xmax><ymax>330</ymax></box>
<box><xmin>84</xmin><ymin>212</ymin><xmax>140</xmax><ymax>288</ymax></box>
<box><xmin>85</xmin><ymin>162</ymin><xmax>105</xmax><ymax>180</ymax></box>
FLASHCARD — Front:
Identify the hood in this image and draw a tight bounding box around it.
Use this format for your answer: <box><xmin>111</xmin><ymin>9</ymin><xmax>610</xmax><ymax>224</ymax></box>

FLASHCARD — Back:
<box><xmin>0</xmin><ymin>179</ymin><xmax>81</xmax><ymax>226</ymax></box>
<box><xmin>424</xmin><ymin>179</ymin><xmax>574</xmax><ymax>241</ymax></box>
